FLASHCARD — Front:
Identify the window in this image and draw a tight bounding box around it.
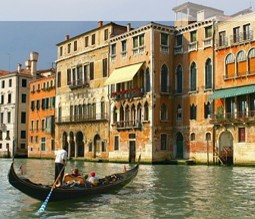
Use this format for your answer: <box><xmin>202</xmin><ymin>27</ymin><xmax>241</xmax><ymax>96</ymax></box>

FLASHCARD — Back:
<box><xmin>6</xmin><ymin>131</ymin><xmax>10</xmax><ymax>140</ymax></box>
<box><xmin>233</xmin><ymin>26</ymin><xmax>240</xmax><ymax>43</ymax></box>
<box><xmin>161</xmin><ymin>64</ymin><xmax>168</xmax><ymax>93</ymax></box>
<box><xmin>36</xmin><ymin>120</ymin><xmax>39</xmax><ymax>131</ymax></box>
<box><xmin>133</xmin><ymin>34</ymin><xmax>144</xmax><ymax>54</ymax></box>
<box><xmin>0</xmin><ymin>95</ymin><xmax>3</xmax><ymax>104</ymax></box>
<box><xmin>104</xmin><ymin>29</ymin><xmax>108</xmax><ymax>40</ymax></box>
<box><xmin>0</xmin><ymin>131</ymin><xmax>2</xmax><ymax>140</ymax></box>
<box><xmin>225</xmin><ymin>53</ymin><xmax>235</xmax><ymax>78</ymax></box>
<box><xmin>204</xmin><ymin>102</ymin><xmax>212</xmax><ymax>119</ymax></box>
<box><xmin>161</xmin><ymin>33</ymin><xmax>169</xmax><ymax>52</ymax></box>
<box><xmin>21</xmin><ymin>112</ymin><xmax>26</xmax><ymax>123</ymax></box>
<box><xmin>7</xmin><ymin>112</ymin><xmax>11</xmax><ymax>123</ymax></box>
<box><xmin>90</xmin><ymin>62</ymin><xmax>94</xmax><ymax>80</ymax></box>
<box><xmin>238</xmin><ymin>127</ymin><xmax>245</xmax><ymax>142</ymax></box>
<box><xmin>9</xmin><ymin>79</ymin><xmax>12</xmax><ymax>87</ymax></box>
<box><xmin>248</xmin><ymin>48</ymin><xmax>255</xmax><ymax>74</ymax></box>
<box><xmin>237</xmin><ymin>50</ymin><xmax>247</xmax><ymax>76</ymax></box>
<box><xmin>31</xmin><ymin>120</ymin><xmax>34</xmax><ymax>131</ymax></box>
<box><xmin>114</xmin><ymin>136</ymin><xmax>119</xmax><ymax>150</ymax></box>
<box><xmin>59</xmin><ymin>46</ymin><xmax>63</xmax><ymax>56</ymax></box>
<box><xmin>243</xmin><ymin>24</ymin><xmax>251</xmax><ymax>40</ymax></box>
<box><xmin>121</xmin><ymin>40</ymin><xmax>127</xmax><ymax>57</ymax></box>
<box><xmin>190</xmin><ymin>62</ymin><xmax>197</xmax><ymax>91</ymax></box>
<box><xmin>51</xmin><ymin>139</ymin><xmax>55</xmax><ymax>151</ymax></box>
<box><xmin>42</xmin><ymin>119</ymin><xmax>45</xmax><ymax>131</ymax></box>
<box><xmin>8</xmin><ymin>94</ymin><xmax>11</xmax><ymax>103</ymax></box>
<box><xmin>111</xmin><ymin>43</ymin><xmax>116</xmax><ymax>57</ymax></box>
<box><xmin>1</xmin><ymin>80</ymin><xmax>5</xmax><ymax>88</ymax></box>
<box><xmin>205</xmin><ymin>58</ymin><xmax>212</xmax><ymax>89</ymax></box>
<box><xmin>176</xmin><ymin>65</ymin><xmax>182</xmax><ymax>93</ymax></box>
<box><xmin>20</xmin><ymin>143</ymin><xmax>25</xmax><ymax>149</ymax></box>
<box><xmin>41</xmin><ymin>137</ymin><xmax>46</xmax><ymax>151</ymax></box>
<box><xmin>67</xmin><ymin>43</ymin><xmax>71</xmax><ymax>53</ymax></box>
<box><xmin>85</xmin><ymin>36</ymin><xmax>89</xmax><ymax>47</ymax></box>
<box><xmin>176</xmin><ymin>34</ymin><xmax>182</xmax><ymax>46</ymax></box>
<box><xmin>144</xmin><ymin>102</ymin><xmax>149</xmax><ymax>121</ymax></box>
<box><xmin>67</xmin><ymin>69</ymin><xmax>71</xmax><ymax>85</ymax></box>
<box><xmin>160</xmin><ymin>134</ymin><xmax>167</xmax><ymax>150</ymax></box>
<box><xmin>190</xmin><ymin>31</ymin><xmax>197</xmax><ymax>42</ymax></box>
<box><xmin>74</xmin><ymin>41</ymin><xmax>77</xmax><ymax>51</ymax></box>
<box><xmin>22</xmin><ymin>79</ymin><xmax>27</xmax><ymax>87</ymax></box>
<box><xmin>191</xmin><ymin>133</ymin><xmax>196</xmax><ymax>141</ymax></box>
<box><xmin>21</xmin><ymin>94</ymin><xmax>26</xmax><ymax>103</ymax></box>
<box><xmin>206</xmin><ymin>133</ymin><xmax>211</xmax><ymax>141</ymax></box>
<box><xmin>102</xmin><ymin>58</ymin><xmax>108</xmax><ymax>77</ymax></box>
<box><xmin>91</xmin><ymin>34</ymin><xmax>95</xmax><ymax>45</ymax></box>
<box><xmin>205</xmin><ymin>26</ymin><xmax>212</xmax><ymax>38</ymax></box>
<box><xmin>219</xmin><ymin>31</ymin><xmax>227</xmax><ymax>46</ymax></box>
<box><xmin>57</xmin><ymin>72</ymin><xmax>61</xmax><ymax>87</ymax></box>
<box><xmin>190</xmin><ymin>104</ymin><xmax>197</xmax><ymax>120</ymax></box>
<box><xmin>160</xmin><ymin>104</ymin><xmax>167</xmax><ymax>121</ymax></box>
<box><xmin>21</xmin><ymin>130</ymin><xmax>26</xmax><ymax>139</ymax></box>
<box><xmin>177</xmin><ymin>104</ymin><xmax>182</xmax><ymax>120</ymax></box>
<box><xmin>113</xmin><ymin>106</ymin><xmax>117</xmax><ymax>123</ymax></box>
<box><xmin>145</xmin><ymin>68</ymin><xmax>151</xmax><ymax>92</ymax></box>
<box><xmin>101</xmin><ymin>141</ymin><xmax>106</xmax><ymax>152</ymax></box>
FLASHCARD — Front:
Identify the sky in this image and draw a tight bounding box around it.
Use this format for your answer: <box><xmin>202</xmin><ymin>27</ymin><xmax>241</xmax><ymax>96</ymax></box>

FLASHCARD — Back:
<box><xmin>0</xmin><ymin>0</ymin><xmax>254</xmax><ymax>71</ymax></box>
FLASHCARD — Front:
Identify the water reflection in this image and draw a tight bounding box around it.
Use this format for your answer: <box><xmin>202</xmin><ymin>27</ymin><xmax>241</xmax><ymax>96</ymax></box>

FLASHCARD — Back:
<box><xmin>2</xmin><ymin>159</ymin><xmax>255</xmax><ymax>218</ymax></box>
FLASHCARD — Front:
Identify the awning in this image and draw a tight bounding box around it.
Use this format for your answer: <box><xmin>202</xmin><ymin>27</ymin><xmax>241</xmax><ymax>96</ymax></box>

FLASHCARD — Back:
<box><xmin>208</xmin><ymin>85</ymin><xmax>255</xmax><ymax>100</ymax></box>
<box><xmin>104</xmin><ymin>62</ymin><xmax>144</xmax><ymax>85</ymax></box>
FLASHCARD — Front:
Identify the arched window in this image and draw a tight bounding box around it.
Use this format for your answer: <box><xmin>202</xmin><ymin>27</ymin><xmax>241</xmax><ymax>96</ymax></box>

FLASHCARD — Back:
<box><xmin>190</xmin><ymin>104</ymin><xmax>197</xmax><ymax>120</ymax></box>
<box><xmin>206</xmin><ymin>133</ymin><xmax>211</xmax><ymax>141</ymax></box>
<box><xmin>145</xmin><ymin>67</ymin><xmax>151</xmax><ymax>92</ymax></box>
<box><xmin>161</xmin><ymin>64</ymin><xmax>168</xmax><ymax>92</ymax></box>
<box><xmin>131</xmin><ymin>104</ymin><xmax>136</xmax><ymax>126</ymax></box>
<box><xmin>248</xmin><ymin>48</ymin><xmax>255</xmax><ymax>74</ymax></box>
<box><xmin>160</xmin><ymin>103</ymin><xmax>167</xmax><ymax>121</ymax></box>
<box><xmin>204</xmin><ymin>102</ymin><xmax>212</xmax><ymax>119</ymax></box>
<box><xmin>236</xmin><ymin>50</ymin><xmax>247</xmax><ymax>76</ymax></box>
<box><xmin>177</xmin><ymin>104</ymin><xmax>182</xmax><ymax>120</ymax></box>
<box><xmin>144</xmin><ymin>102</ymin><xmax>149</xmax><ymax>121</ymax></box>
<box><xmin>225</xmin><ymin>53</ymin><xmax>235</xmax><ymax>78</ymax></box>
<box><xmin>113</xmin><ymin>106</ymin><xmax>117</xmax><ymax>123</ymax></box>
<box><xmin>205</xmin><ymin>58</ymin><xmax>212</xmax><ymax>89</ymax></box>
<box><xmin>190</xmin><ymin>62</ymin><xmax>197</xmax><ymax>91</ymax></box>
<box><xmin>125</xmin><ymin>105</ymin><xmax>130</xmax><ymax>126</ymax></box>
<box><xmin>176</xmin><ymin>65</ymin><xmax>182</xmax><ymax>93</ymax></box>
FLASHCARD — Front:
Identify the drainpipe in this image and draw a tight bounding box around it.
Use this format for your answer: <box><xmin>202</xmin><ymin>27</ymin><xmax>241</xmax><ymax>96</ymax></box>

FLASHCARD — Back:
<box><xmin>212</xmin><ymin>20</ymin><xmax>216</xmax><ymax>164</ymax></box>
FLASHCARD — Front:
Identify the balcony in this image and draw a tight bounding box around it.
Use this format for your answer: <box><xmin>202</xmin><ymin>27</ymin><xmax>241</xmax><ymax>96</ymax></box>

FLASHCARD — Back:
<box><xmin>209</xmin><ymin>111</ymin><xmax>255</xmax><ymax>125</ymax></box>
<box><xmin>203</xmin><ymin>37</ymin><xmax>213</xmax><ymax>48</ymax></box>
<box><xmin>174</xmin><ymin>45</ymin><xmax>183</xmax><ymax>55</ymax></box>
<box><xmin>68</xmin><ymin>80</ymin><xmax>90</xmax><ymax>89</ymax></box>
<box><xmin>56</xmin><ymin>113</ymin><xmax>108</xmax><ymax>124</ymax></box>
<box><xmin>230</xmin><ymin>30</ymin><xmax>253</xmax><ymax>45</ymax></box>
<box><xmin>188</xmin><ymin>41</ymin><xmax>197</xmax><ymax>52</ymax></box>
<box><xmin>111</xmin><ymin>87</ymin><xmax>144</xmax><ymax>100</ymax></box>
<box><xmin>116</xmin><ymin>120</ymin><xmax>142</xmax><ymax>130</ymax></box>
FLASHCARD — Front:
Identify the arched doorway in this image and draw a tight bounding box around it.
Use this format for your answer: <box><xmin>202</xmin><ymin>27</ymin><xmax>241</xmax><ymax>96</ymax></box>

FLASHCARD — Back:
<box><xmin>219</xmin><ymin>131</ymin><xmax>233</xmax><ymax>165</ymax></box>
<box><xmin>93</xmin><ymin>134</ymin><xmax>101</xmax><ymax>158</ymax></box>
<box><xmin>176</xmin><ymin>132</ymin><xmax>184</xmax><ymax>159</ymax></box>
<box><xmin>76</xmin><ymin>131</ymin><xmax>84</xmax><ymax>157</ymax></box>
<box><xmin>69</xmin><ymin>132</ymin><xmax>75</xmax><ymax>158</ymax></box>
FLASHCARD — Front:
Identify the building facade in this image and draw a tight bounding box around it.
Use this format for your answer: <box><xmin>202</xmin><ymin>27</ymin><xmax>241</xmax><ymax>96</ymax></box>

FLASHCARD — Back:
<box><xmin>27</xmin><ymin>69</ymin><xmax>56</xmax><ymax>158</ymax></box>
<box><xmin>106</xmin><ymin>22</ymin><xmax>175</xmax><ymax>162</ymax></box>
<box><xmin>55</xmin><ymin>22</ymin><xmax>127</xmax><ymax>160</ymax></box>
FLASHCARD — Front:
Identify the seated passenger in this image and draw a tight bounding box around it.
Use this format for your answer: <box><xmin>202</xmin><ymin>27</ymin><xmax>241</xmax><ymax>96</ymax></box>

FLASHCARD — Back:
<box><xmin>88</xmin><ymin>171</ymin><xmax>99</xmax><ymax>186</ymax></box>
<box><xmin>71</xmin><ymin>168</ymin><xmax>81</xmax><ymax>177</ymax></box>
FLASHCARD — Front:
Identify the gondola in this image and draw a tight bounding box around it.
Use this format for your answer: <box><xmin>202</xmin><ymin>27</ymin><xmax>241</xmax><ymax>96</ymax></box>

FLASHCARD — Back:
<box><xmin>8</xmin><ymin>155</ymin><xmax>140</xmax><ymax>202</ymax></box>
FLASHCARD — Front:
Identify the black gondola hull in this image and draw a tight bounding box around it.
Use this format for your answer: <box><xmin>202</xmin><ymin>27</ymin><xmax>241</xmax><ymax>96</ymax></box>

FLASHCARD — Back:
<box><xmin>8</xmin><ymin>157</ymin><xmax>140</xmax><ymax>202</ymax></box>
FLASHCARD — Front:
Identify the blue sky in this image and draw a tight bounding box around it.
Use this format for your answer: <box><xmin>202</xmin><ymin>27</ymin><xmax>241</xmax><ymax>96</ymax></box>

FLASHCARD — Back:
<box><xmin>0</xmin><ymin>0</ymin><xmax>254</xmax><ymax>70</ymax></box>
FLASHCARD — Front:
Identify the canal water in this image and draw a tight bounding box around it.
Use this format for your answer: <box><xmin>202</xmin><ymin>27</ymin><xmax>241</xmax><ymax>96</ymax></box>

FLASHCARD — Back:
<box><xmin>1</xmin><ymin>158</ymin><xmax>255</xmax><ymax>219</ymax></box>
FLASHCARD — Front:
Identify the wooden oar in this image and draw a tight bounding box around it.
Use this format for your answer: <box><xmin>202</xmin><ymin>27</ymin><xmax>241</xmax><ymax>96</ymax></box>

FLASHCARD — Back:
<box><xmin>37</xmin><ymin>164</ymin><xmax>65</xmax><ymax>214</ymax></box>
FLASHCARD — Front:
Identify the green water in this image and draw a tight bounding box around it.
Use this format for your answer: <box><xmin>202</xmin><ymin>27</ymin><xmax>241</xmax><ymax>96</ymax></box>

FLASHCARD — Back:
<box><xmin>1</xmin><ymin>159</ymin><xmax>255</xmax><ymax>219</ymax></box>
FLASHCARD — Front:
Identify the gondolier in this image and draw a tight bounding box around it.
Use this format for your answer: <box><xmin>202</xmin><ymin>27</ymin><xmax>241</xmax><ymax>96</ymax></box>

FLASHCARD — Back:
<box><xmin>54</xmin><ymin>146</ymin><xmax>67</xmax><ymax>186</ymax></box>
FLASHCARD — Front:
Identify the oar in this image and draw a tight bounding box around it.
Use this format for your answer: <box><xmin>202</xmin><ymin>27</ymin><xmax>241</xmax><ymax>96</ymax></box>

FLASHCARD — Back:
<box><xmin>37</xmin><ymin>165</ymin><xmax>65</xmax><ymax>214</ymax></box>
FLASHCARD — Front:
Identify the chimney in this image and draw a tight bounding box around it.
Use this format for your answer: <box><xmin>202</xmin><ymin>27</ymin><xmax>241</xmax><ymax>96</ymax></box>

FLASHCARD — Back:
<box><xmin>25</xmin><ymin>60</ymin><xmax>31</xmax><ymax>70</ymax></box>
<box><xmin>65</xmin><ymin>35</ymin><xmax>69</xmax><ymax>40</ymax></box>
<box><xmin>127</xmin><ymin>23</ymin><xmax>131</xmax><ymax>32</ymax></box>
<box><xmin>98</xmin><ymin>21</ymin><xmax>103</xmax><ymax>27</ymax></box>
<box><xmin>30</xmin><ymin>51</ymin><xmax>39</xmax><ymax>76</ymax></box>
<box><xmin>17</xmin><ymin>64</ymin><xmax>22</xmax><ymax>73</ymax></box>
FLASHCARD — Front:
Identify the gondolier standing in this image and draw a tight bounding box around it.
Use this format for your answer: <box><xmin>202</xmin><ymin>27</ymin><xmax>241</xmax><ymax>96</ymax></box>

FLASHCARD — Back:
<box><xmin>54</xmin><ymin>146</ymin><xmax>67</xmax><ymax>186</ymax></box>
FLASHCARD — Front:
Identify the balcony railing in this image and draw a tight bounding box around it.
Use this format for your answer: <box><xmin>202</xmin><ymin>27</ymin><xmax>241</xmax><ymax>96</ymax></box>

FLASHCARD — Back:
<box><xmin>56</xmin><ymin>113</ymin><xmax>108</xmax><ymax>124</ymax></box>
<box><xmin>230</xmin><ymin>30</ymin><xmax>253</xmax><ymax>45</ymax></box>
<box><xmin>174</xmin><ymin>45</ymin><xmax>183</xmax><ymax>55</ymax></box>
<box><xmin>210</xmin><ymin>110</ymin><xmax>255</xmax><ymax>125</ymax></box>
<box><xmin>116</xmin><ymin>120</ymin><xmax>142</xmax><ymax>130</ymax></box>
<box><xmin>203</xmin><ymin>37</ymin><xmax>213</xmax><ymax>48</ymax></box>
<box><xmin>188</xmin><ymin>41</ymin><xmax>197</xmax><ymax>52</ymax></box>
<box><xmin>111</xmin><ymin>87</ymin><xmax>144</xmax><ymax>100</ymax></box>
<box><xmin>68</xmin><ymin>80</ymin><xmax>90</xmax><ymax>89</ymax></box>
